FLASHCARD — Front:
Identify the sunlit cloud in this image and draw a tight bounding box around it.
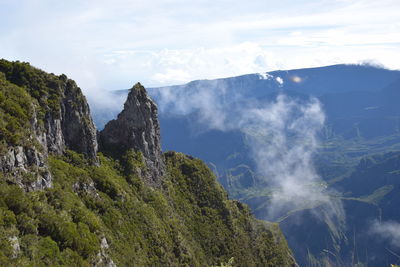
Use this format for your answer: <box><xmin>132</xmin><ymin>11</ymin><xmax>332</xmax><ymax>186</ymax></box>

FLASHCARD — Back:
<box><xmin>289</xmin><ymin>75</ymin><xmax>303</xmax><ymax>83</ymax></box>
<box><xmin>0</xmin><ymin>0</ymin><xmax>399</xmax><ymax>99</ymax></box>
<box><xmin>149</xmin><ymin>78</ymin><xmax>344</xmax><ymax>223</ymax></box>
<box><xmin>370</xmin><ymin>220</ymin><xmax>400</xmax><ymax>248</ymax></box>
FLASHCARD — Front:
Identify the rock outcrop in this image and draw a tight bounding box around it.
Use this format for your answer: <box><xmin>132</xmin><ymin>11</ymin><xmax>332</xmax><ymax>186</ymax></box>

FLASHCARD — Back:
<box><xmin>35</xmin><ymin>75</ymin><xmax>98</xmax><ymax>161</ymax></box>
<box><xmin>59</xmin><ymin>77</ymin><xmax>98</xmax><ymax>159</ymax></box>
<box><xmin>99</xmin><ymin>83</ymin><xmax>164</xmax><ymax>186</ymax></box>
<box><xmin>0</xmin><ymin>60</ymin><xmax>296</xmax><ymax>266</ymax></box>
<box><xmin>0</xmin><ymin>60</ymin><xmax>98</xmax><ymax>190</ymax></box>
<box><xmin>0</xmin><ymin>145</ymin><xmax>52</xmax><ymax>191</ymax></box>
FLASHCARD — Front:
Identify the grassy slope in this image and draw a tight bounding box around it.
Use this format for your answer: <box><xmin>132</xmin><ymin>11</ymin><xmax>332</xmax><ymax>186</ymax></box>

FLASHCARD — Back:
<box><xmin>0</xmin><ymin>149</ymin><xmax>295</xmax><ymax>266</ymax></box>
<box><xmin>0</xmin><ymin>60</ymin><xmax>295</xmax><ymax>266</ymax></box>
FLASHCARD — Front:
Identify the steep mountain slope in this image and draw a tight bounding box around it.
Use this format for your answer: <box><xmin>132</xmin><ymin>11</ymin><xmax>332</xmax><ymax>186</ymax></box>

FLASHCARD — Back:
<box><xmin>0</xmin><ymin>59</ymin><xmax>98</xmax><ymax>191</ymax></box>
<box><xmin>91</xmin><ymin>64</ymin><xmax>400</xmax><ymax>266</ymax></box>
<box><xmin>0</xmin><ymin>60</ymin><xmax>295</xmax><ymax>266</ymax></box>
<box><xmin>99</xmin><ymin>84</ymin><xmax>165</xmax><ymax>186</ymax></box>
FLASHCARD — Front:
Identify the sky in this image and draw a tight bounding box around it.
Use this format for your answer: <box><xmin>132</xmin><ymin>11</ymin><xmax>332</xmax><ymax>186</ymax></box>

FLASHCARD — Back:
<box><xmin>1</xmin><ymin>0</ymin><xmax>400</xmax><ymax>97</ymax></box>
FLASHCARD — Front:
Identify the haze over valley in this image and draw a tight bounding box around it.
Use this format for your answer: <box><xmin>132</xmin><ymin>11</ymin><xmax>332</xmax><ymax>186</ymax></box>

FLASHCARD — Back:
<box><xmin>1</xmin><ymin>0</ymin><xmax>400</xmax><ymax>266</ymax></box>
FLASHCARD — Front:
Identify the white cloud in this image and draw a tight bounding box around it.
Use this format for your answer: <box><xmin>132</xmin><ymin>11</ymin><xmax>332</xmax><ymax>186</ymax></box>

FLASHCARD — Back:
<box><xmin>0</xmin><ymin>0</ymin><xmax>399</xmax><ymax>97</ymax></box>
<box><xmin>275</xmin><ymin>76</ymin><xmax>284</xmax><ymax>85</ymax></box>
<box><xmin>370</xmin><ymin>220</ymin><xmax>400</xmax><ymax>248</ymax></box>
<box><xmin>258</xmin><ymin>72</ymin><xmax>273</xmax><ymax>80</ymax></box>
<box><xmin>290</xmin><ymin>75</ymin><xmax>303</xmax><ymax>83</ymax></box>
<box><xmin>152</xmin><ymin>69</ymin><xmax>192</xmax><ymax>84</ymax></box>
<box><xmin>151</xmin><ymin>80</ymin><xmax>344</xmax><ymax>222</ymax></box>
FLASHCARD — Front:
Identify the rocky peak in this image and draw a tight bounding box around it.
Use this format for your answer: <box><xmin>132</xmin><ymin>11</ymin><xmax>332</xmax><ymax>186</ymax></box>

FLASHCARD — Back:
<box><xmin>59</xmin><ymin>77</ymin><xmax>98</xmax><ymax>161</ymax></box>
<box><xmin>36</xmin><ymin>77</ymin><xmax>98</xmax><ymax>162</ymax></box>
<box><xmin>99</xmin><ymin>83</ymin><xmax>164</xmax><ymax>186</ymax></box>
<box><xmin>0</xmin><ymin>60</ymin><xmax>98</xmax><ymax>190</ymax></box>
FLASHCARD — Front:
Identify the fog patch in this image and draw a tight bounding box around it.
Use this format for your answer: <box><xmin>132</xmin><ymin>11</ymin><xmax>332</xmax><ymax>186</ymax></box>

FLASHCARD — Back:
<box><xmin>150</xmin><ymin>80</ymin><xmax>343</xmax><ymax>222</ymax></box>
<box><xmin>275</xmin><ymin>76</ymin><xmax>284</xmax><ymax>86</ymax></box>
<box><xmin>88</xmin><ymin>89</ymin><xmax>127</xmax><ymax>130</ymax></box>
<box><xmin>370</xmin><ymin>220</ymin><xmax>400</xmax><ymax>248</ymax></box>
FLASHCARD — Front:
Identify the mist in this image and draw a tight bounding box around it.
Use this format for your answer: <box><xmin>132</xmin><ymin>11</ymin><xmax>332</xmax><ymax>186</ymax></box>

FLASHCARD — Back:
<box><xmin>149</xmin><ymin>79</ymin><xmax>344</xmax><ymax>221</ymax></box>
<box><xmin>88</xmin><ymin>89</ymin><xmax>128</xmax><ymax>130</ymax></box>
<box><xmin>370</xmin><ymin>220</ymin><xmax>400</xmax><ymax>249</ymax></box>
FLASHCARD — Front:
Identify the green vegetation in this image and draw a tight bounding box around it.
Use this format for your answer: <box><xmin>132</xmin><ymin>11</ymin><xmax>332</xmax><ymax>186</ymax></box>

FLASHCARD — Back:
<box><xmin>0</xmin><ymin>59</ymin><xmax>295</xmax><ymax>266</ymax></box>
<box><xmin>0</xmin><ymin>149</ymin><xmax>295</xmax><ymax>266</ymax></box>
<box><xmin>0</xmin><ymin>59</ymin><xmax>67</xmax><ymax>115</ymax></box>
<box><xmin>0</xmin><ymin>59</ymin><xmax>88</xmax><ymax>152</ymax></box>
<box><xmin>0</xmin><ymin>59</ymin><xmax>89</xmax><ymax>141</ymax></box>
<box><xmin>0</xmin><ymin>72</ymin><xmax>36</xmax><ymax>147</ymax></box>
<box><xmin>213</xmin><ymin>257</ymin><xmax>234</xmax><ymax>267</ymax></box>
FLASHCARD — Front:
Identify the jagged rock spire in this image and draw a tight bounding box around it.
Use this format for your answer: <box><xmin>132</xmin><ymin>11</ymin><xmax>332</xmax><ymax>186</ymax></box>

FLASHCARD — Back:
<box><xmin>99</xmin><ymin>83</ymin><xmax>165</xmax><ymax>186</ymax></box>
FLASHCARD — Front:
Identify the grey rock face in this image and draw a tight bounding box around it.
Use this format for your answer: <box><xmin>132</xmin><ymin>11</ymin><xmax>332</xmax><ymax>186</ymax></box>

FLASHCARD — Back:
<box><xmin>0</xmin><ymin>145</ymin><xmax>52</xmax><ymax>191</ymax></box>
<box><xmin>43</xmin><ymin>115</ymin><xmax>65</xmax><ymax>155</ymax></box>
<box><xmin>8</xmin><ymin>236</ymin><xmax>20</xmax><ymax>259</ymax></box>
<box><xmin>42</xmin><ymin>78</ymin><xmax>98</xmax><ymax>161</ymax></box>
<box><xmin>99</xmin><ymin>83</ymin><xmax>164</xmax><ymax>186</ymax></box>
<box><xmin>60</xmin><ymin>79</ymin><xmax>98</xmax><ymax>161</ymax></box>
<box><xmin>73</xmin><ymin>180</ymin><xmax>100</xmax><ymax>199</ymax></box>
<box><xmin>0</xmin><ymin>76</ymin><xmax>98</xmax><ymax>191</ymax></box>
<box><xmin>94</xmin><ymin>237</ymin><xmax>116</xmax><ymax>267</ymax></box>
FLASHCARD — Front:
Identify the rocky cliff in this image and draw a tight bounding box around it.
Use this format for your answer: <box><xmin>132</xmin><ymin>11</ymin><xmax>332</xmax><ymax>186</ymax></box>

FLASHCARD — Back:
<box><xmin>99</xmin><ymin>83</ymin><xmax>164</xmax><ymax>186</ymax></box>
<box><xmin>0</xmin><ymin>60</ymin><xmax>97</xmax><ymax>191</ymax></box>
<box><xmin>0</xmin><ymin>60</ymin><xmax>295</xmax><ymax>266</ymax></box>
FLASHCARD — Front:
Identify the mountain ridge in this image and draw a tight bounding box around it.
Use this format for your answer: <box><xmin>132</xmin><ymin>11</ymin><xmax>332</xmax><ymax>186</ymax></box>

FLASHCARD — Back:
<box><xmin>0</xmin><ymin>59</ymin><xmax>295</xmax><ymax>266</ymax></box>
<box><xmin>92</xmin><ymin>63</ymin><xmax>400</xmax><ymax>266</ymax></box>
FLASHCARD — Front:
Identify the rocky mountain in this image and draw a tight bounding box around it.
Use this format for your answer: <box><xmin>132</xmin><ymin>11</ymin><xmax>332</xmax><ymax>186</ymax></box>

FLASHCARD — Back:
<box><xmin>92</xmin><ymin>64</ymin><xmax>400</xmax><ymax>266</ymax></box>
<box><xmin>0</xmin><ymin>59</ymin><xmax>97</xmax><ymax>192</ymax></box>
<box><xmin>99</xmin><ymin>83</ymin><xmax>165</xmax><ymax>186</ymax></box>
<box><xmin>0</xmin><ymin>59</ymin><xmax>295</xmax><ymax>266</ymax></box>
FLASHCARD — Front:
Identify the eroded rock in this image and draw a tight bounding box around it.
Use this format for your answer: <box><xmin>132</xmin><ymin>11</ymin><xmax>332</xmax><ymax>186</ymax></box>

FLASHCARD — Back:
<box><xmin>99</xmin><ymin>83</ymin><xmax>165</xmax><ymax>186</ymax></box>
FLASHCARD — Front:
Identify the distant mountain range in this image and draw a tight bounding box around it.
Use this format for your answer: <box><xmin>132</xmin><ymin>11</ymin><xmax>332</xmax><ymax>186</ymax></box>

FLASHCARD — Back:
<box><xmin>92</xmin><ymin>64</ymin><xmax>400</xmax><ymax>266</ymax></box>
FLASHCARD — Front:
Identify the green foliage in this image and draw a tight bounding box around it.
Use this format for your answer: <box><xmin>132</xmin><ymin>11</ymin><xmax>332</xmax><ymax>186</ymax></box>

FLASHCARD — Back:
<box><xmin>213</xmin><ymin>257</ymin><xmax>234</xmax><ymax>267</ymax></box>
<box><xmin>0</xmin><ymin>160</ymin><xmax>102</xmax><ymax>265</ymax></box>
<box><xmin>0</xmin><ymin>73</ymin><xmax>35</xmax><ymax>147</ymax></box>
<box><xmin>0</xmin><ymin>59</ymin><xmax>90</xmax><ymax>152</ymax></box>
<box><xmin>0</xmin><ymin>59</ymin><xmax>294</xmax><ymax>266</ymax></box>
<box><xmin>35</xmin><ymin>237</ymin><xmax>63</xmax><ymax>265</ymax></box>
<box><xmin>38</xmin><ymin>210</ymin><xmax>99</xmax><ymax>257</ymax></box>
<box><xmin>0</xmin><ymin>149</ymin><xmax>295</xmax><ymax>266</ymax></box>
<box><xmin>0</xmin><ymin>59</ymin><xmax>65</xmax><ymax>115</ymax></box>
<box><xmin>121</xmin><ymin>149</ymin><xmax>146</xmax><ymax>189</ymax></box>
<box><xmin>163</xmin><ymin>151</ymin><xmax>295</xmax><ymax>266</ymax></box>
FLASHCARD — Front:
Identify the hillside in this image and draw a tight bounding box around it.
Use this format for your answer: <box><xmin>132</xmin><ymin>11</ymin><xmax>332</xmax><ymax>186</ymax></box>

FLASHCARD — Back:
<box><xmin>0</xmin><ymin>59</ymin><xmax>295</xmax><ymax>266</ymax></box>
<box><xmin>91</xmin><ymin>64</ymin><xmax>400</xmax><ymax>266</ymax></box>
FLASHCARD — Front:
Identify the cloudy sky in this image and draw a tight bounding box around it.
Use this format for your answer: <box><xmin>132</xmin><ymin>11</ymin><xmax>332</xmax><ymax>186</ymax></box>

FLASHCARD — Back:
<box><xmin>1</xmin><ymin>0</ymin><xmax>399</xmax><ymax>96</ymax></box>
